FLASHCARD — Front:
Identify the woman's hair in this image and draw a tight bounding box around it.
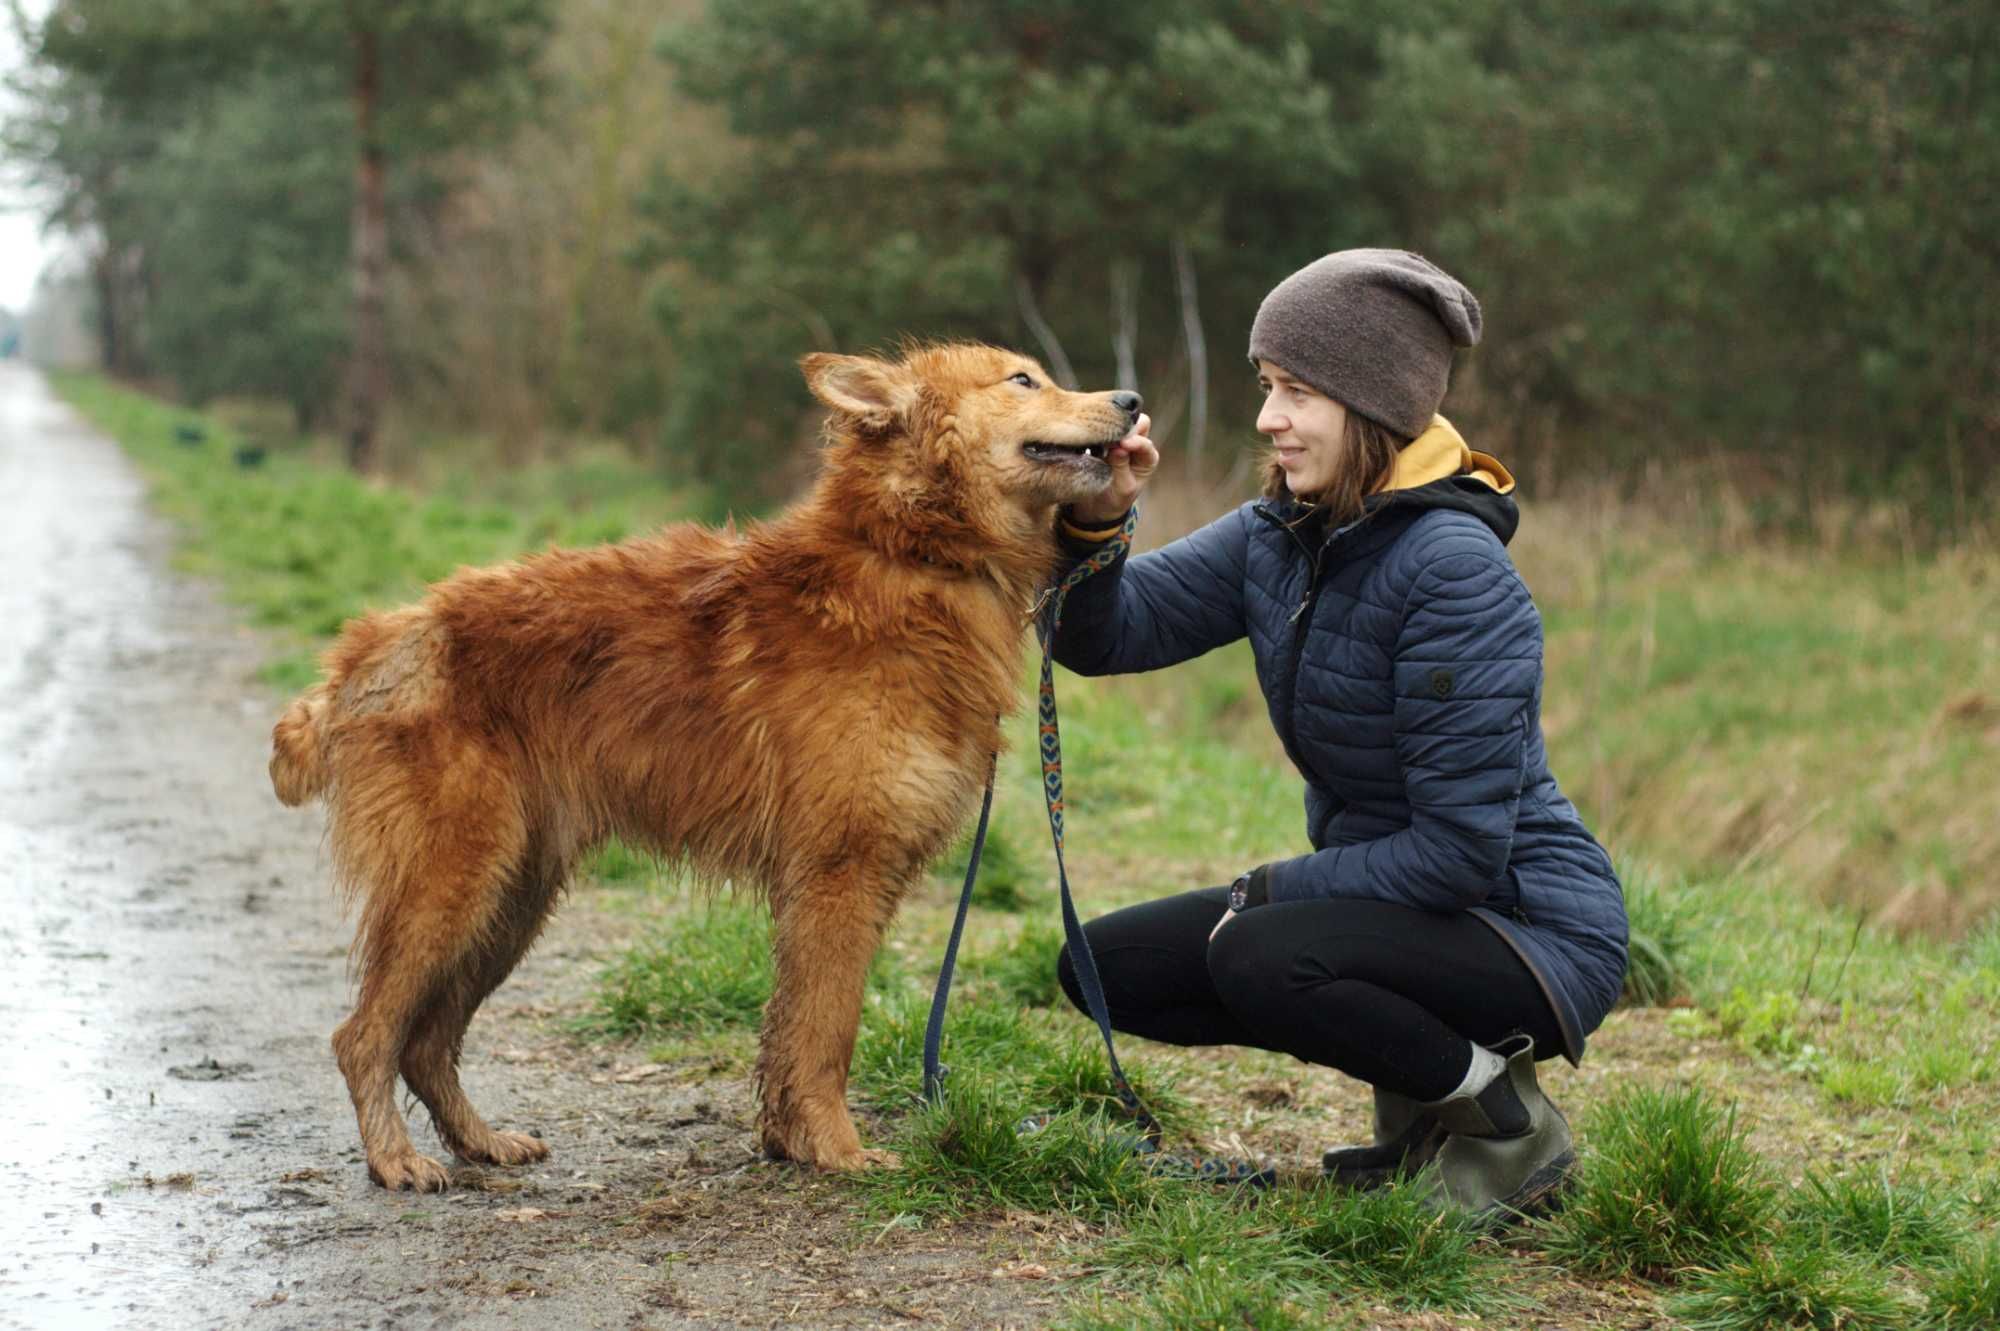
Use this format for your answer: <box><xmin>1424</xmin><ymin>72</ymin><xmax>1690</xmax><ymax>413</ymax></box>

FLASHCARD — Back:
<box><xmin>1259</xmin><ymin>409</ymin><xmax>1408</xmax><ymax>525</ymax></box>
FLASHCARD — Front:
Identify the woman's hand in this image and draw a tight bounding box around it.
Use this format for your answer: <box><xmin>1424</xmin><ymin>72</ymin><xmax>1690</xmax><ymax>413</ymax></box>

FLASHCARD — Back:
<box><xmin>1067</xmin><ymin>413</ymin><xmax>1158</xmax><ymax>526</ymax></box>
<box><xmin>1209</xmin><ymin>908</ymin><xmax>1237</xmax><ymax>942</ymax></box>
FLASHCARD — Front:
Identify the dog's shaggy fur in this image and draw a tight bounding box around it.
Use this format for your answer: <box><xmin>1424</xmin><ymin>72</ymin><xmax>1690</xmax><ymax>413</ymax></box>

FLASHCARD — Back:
<box><xmin>270</xmin><ymin>343</ymin><xmax>1138</xmax><ymax>1191</ymax></box>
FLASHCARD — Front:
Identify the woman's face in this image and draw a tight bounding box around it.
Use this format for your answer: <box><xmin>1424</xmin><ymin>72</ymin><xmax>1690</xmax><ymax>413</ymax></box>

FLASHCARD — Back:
<box><xmin>1255</xmin><ymin>360</ymin><xmax>1349</xmax><ymax>498</ymax></box>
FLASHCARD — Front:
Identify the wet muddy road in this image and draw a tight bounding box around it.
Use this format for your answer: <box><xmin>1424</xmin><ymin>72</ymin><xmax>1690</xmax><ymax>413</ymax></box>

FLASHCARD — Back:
<box><xmin>0</xmin><ymin>365</ymin><xmax>1046</xmax><ymax>1331</ymax></box>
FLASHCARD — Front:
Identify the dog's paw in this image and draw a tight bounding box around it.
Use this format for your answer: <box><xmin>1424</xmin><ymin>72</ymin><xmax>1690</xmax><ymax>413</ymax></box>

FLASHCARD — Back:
<box><xmin>369</xmin><ymin>1149</ymin><xmax>452</xmax><ymax>1193</ymax></box>
<box><xmin>474</xmin><ymin>1131</ymin><xmax>550</xmax><ymax>1168</ymax></box>
<box><xmin>814</xmin><ymin>1146</ymin><xmax>901</xmax><ymax>1173</ymax></box>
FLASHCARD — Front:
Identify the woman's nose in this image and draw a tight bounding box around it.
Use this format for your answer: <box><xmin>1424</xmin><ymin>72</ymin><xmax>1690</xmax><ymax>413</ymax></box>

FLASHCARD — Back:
<box><xmin>1256</xmin><ymin>403</ymin><xmax>1288</xmax><ymax>436</ymax></box>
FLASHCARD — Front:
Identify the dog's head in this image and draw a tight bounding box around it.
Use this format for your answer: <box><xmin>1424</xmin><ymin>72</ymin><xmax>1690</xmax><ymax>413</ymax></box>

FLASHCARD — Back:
<box><xmin>802</xmin><ymin>342</ymin><xmax>1140</xmax><ymax>572</ymax></box>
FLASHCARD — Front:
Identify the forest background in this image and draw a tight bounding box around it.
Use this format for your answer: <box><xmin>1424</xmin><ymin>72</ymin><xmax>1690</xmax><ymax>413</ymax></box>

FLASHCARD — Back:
<box><xmin>6</xmin><ymin>0</ymin><xmax>1995</xmax><ymax>525</ymax></box>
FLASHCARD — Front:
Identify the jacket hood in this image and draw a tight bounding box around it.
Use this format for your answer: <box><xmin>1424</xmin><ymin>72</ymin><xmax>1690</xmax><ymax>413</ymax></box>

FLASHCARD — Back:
<box><xmin>1368</xmin><ymin>414</ymin><xmax>1520</xmax><ymax>546</ymax></box>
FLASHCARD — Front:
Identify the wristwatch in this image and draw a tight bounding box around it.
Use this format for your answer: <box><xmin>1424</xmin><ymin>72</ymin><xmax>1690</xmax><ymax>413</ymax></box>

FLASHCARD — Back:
<box><xmin>1228</xmin><ymin>865</ymin><xmax>1270</xmax><ymax>913</ymax></box>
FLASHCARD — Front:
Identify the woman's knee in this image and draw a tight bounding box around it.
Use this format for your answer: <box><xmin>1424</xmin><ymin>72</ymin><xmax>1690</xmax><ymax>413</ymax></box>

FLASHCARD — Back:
<box><xmin>1204</xmin><ymin>916</ymin><xmax>1298</xmax><ymax>1022</ymax></box>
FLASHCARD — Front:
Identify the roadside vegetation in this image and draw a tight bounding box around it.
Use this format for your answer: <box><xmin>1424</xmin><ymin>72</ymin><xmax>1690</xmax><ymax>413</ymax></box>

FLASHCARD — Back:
<box><xmin>65</xmin><ymin>372</ymin><xmax>2000</xmax><ymax>1328</ymax></box>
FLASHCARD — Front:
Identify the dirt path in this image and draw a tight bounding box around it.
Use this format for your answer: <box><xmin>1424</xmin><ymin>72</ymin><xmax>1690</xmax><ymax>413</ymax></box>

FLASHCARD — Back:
<box><xmin>0</xmin><ymin>363</ymin><xmax>1051</xmax><ymax>1331</ymax></box>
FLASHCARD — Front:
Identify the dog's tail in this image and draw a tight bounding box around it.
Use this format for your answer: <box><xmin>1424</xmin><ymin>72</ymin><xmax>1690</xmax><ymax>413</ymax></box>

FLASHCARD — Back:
<box><xmin>270</xmin><ymin>684</ymin><xmax>332</xmax><ymax>806</ymax></box>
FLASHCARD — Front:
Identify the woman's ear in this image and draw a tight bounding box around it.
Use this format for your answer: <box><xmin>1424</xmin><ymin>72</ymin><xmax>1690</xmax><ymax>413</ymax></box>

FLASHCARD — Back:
<box><xmin>800</xmin><ymin>354</ymin><xmax>917</xmax><ymax>432</ymax></box>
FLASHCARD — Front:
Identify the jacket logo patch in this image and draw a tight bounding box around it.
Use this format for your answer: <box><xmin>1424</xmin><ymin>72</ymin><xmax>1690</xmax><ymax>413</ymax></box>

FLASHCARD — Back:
<box><xmin>1429</xmin><ymin>668</ymin><xmax>1455</xmax><ymax>699</ymax></box>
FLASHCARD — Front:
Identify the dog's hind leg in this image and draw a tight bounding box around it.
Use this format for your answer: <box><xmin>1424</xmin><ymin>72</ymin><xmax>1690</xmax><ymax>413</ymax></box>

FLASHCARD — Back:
<box><xmin>328</xmin><ymin>740</ymin><xmax>528</xmax><ymax>1193</ymax></box>
<box><xmin>399</xmin><ymin>849</ymin><xmax>565</xmax><ymax>1169</ymax></box>
<box><xmin>755</xmin><ymin>865</ymin><xmax>900</xmax><ymax>1171</ymax></box>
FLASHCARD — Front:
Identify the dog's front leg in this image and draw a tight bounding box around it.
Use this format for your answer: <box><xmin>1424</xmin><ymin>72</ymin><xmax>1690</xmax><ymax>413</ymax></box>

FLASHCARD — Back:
<box><xmin>754</xmin><ymin>871</ymin><xmax>897</xmax><ymax>1171</ymax></box>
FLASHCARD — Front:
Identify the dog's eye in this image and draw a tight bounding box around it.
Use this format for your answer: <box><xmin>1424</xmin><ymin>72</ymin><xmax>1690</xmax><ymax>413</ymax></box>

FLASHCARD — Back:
<box><xmin>1007</xmin><ymin>372</ymin><xmax>1038</xmax><ymax>389</ymax></box>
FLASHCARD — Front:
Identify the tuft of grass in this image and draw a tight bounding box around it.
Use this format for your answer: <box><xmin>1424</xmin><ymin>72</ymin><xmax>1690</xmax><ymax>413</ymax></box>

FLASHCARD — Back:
<box><xmin>1271</xmin><ymin>1181</ymin><xmax>1514</xmax><ymax>1314</ymax></box>
<box><xmin>848</xmin><ymin>984</ymin><xmax>1055</xmax><ymax>1110</ymax></box>
<box><xmin>584</xmin><ymin>905</ymin><xmax>774</xmax><ymax>1036</ymax></box>
<box><xmin>933</xmin><ymin>821</ymin><xmax>1040</xmax><ymax>913</ymax></box>
<box><xmin>1057</xmin><ymin>1262</ymin><xmax>1317</xmax><ymax>1331</ymax></box>
<box><xmin>1817</xmin><ymin>1057</ymin><xmax>1907</xmax><ymax>1108</ymax></box>
<box><xmin>1923</xmin><ymin>1238</ymin><xmax>2000</xmax><ymax>1331</ymax></box>
<box><xmin>1023</xmin><ymin>1035</ymin><xmax>1194</xmax><ymax>1137</ymax></box>
<box><xmin>1620</xmin><ymin>860</ymin><xmax>1700</xmax><ymax>1007</ymax></box>
<box><xmin>857</xmin><ymin>1077</ymin><xmax>1160</xmax><ymax>1221</ymax></box>
<box><xmin>1538</xmin><ymin>1084</ymin><xmax>1777</xmax><ymax>1280</ymax></box>
<box><xmin>1712</xmin><ymin>986</ymin><xmax>1815</xmax><ymax>1061</ymax></box>
<box><xmin>1786</xmin><ymin>1170</ymin><xmax>1971</xmax><ymax>1267</ymax></box>
<box><xmin>961</xmin><ymin>918</ymin><xmax>1065</xmax><ymax>1009</ymax></box>
<box><xmin>1668</xmin><ymin>1241</ymin><xmax>1916</xmax><ymax>1331</ymax></box>
<box><xmin>1101</xmin><ymin>1182</ymin><xmax>1512</xmax><ymax>1317</ymax></box>
<box><xmin>1098</xmin><ymin>1191</ymin><xmax>1305</xmax><ymax>1282</ymax></box>
<box><xmin>846</xmin><ymin>984</ymin><xmax>1193</xmax><ymax>1137</ymax></box>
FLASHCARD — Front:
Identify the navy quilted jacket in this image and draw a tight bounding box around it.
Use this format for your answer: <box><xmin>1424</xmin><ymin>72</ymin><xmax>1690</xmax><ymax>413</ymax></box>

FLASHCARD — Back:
<box><xmin>1052</xmin><ymin>474</ymin><xmax>1628</xmax><ymax>1062</ymax></box>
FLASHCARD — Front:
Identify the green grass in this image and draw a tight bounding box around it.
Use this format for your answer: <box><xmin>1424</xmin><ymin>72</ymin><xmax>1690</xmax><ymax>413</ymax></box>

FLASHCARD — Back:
<box><xmin>584</xmin><ymin>904</ymin><xmax>777</xmax><ymax>1036</ymax></box>
<box><xmin>1620</xmin><ymin>859</ymin><xmax>1699</xmax><ymax>1006</ymax></box>
<box><xmin>1078</xmin><ymin>1179</ymin><xmax>1513</xmax><ymax>1322</ymax></box>
<box><xmin>1786</xmin><ymin>1169</ymin><xmax>1972</xmax><ymax>1267</ymax></box>
<box><xmin>959</xmin><ymin>917</ymin><xmax>1065</xmax><ymax>1009</ymax></box>
<box><xmin>933</xmin><ymin>822</ymin><xmax>1041</xmax><ymax>913</ymax></box>
<box><xmin>1923</xmin><ymin>1239</ymin><xmax>2000</xmax><ymax>1331</ymax></box>
<box><xmin>1267</xmin><ymin>1181</ymin><xmax>1513</xmax><ymax>1313</ymax></box>
<box><xmin>1537</xmin><ymin>1084</ymin><xmax>1778</xmax><ymax>1280</ymax></box>
<box><xmin>1058</xmin><ymin>1264</ymin><xmax>1318</xmax><ymax>1331</ymax></box>
<box><xmin>1668</xmin><ymin>1241</ymin><xmax>1918</xmax><ymax>1331</ymax></box>
<box><xmin>857</xmin><ymin>1078</ymin><xmax>1161</xmax><ymax>1221</ymax></box>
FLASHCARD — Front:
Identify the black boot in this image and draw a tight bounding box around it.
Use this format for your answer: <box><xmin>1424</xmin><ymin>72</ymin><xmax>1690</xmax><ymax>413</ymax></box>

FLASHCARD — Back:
<box><xmin>1321</xmin><ymin>1089</ymin><xmax>1446</xmax><ymax>1190</ymax></box>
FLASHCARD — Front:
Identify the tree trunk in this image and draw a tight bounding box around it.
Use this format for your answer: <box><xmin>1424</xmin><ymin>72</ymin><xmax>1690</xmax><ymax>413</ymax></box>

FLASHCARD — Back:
<box><xmin>1012</xmin><ymin>270</ymin><xmax>1077</xmax><ymax>390</ymax></box>
<box><xmin>1173</xmin><ymin>234</ymin><xmax>1208</xmax><ymax>472</ymax></box>
<box><xmin>1110</xmin><ymin>258</ymin><xmax>1138</xmax><ymax>392</ymax></box>
<box><xmin>91</xmin><ymin>251</ymin><xmax>123</xmax><ymax>376</ymax></box>
<box><xmin>343</xmin><ymin>23</ymin><xmax>389</xmax><ymax>473</ymax></box>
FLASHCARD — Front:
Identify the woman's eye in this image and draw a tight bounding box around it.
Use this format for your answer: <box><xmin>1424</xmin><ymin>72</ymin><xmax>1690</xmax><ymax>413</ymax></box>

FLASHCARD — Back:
<box><xmin>1009</xmin><ymin>372</ymin><xmax>1037</xmax><ymax>388</ymax></box>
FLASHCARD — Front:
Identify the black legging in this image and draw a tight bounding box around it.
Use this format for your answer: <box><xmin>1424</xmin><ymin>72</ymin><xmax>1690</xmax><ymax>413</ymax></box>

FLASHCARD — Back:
<box><xmin>1056</xmin><ymin>888</ymin><xmax>1564</xmax><ymax>1103</ymax></box>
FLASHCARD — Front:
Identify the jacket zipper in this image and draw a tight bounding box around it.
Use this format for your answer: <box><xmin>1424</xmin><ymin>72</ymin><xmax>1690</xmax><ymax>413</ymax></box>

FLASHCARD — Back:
<box><xmin>1254</xmin><ymin>507</ymin><xmax>1332</xmax><ymax>778</ymax></box>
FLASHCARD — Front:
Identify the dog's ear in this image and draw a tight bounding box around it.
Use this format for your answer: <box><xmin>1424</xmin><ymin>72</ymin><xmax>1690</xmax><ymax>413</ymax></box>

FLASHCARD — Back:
<box><xmin>801</xmin><ymin>354</ymin><xmax>917</xmax><ymax>432</ymax></box>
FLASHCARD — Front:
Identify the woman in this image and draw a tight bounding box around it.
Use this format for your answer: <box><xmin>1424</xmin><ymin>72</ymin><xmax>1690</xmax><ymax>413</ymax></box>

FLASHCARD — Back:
<box><xmin>1049</xmin><ymin>249</ymin><xmax>1628</xmax><ymax>1219</ymax></box>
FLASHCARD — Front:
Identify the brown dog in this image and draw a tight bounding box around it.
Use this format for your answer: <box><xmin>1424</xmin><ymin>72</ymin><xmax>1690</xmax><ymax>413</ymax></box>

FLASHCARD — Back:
<box><xmin>269</xmin><ymin>342</ymin><xmax>1139</xmax><ymax>1191</ymax></box>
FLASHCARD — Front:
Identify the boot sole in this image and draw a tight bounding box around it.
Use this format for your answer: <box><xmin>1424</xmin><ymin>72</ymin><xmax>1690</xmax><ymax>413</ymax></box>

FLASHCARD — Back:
<box><xmin>1476</xmin><ymin>1147</ymin><xmax>1577</xmax><ymax>1228</ymax></box>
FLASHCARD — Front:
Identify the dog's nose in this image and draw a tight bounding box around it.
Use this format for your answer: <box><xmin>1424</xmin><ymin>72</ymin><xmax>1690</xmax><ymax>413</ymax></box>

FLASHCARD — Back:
<box><xmin>1110</xmin><ymin>391</ymin><xmax>1143</xmax><ymax>420</ymax></box>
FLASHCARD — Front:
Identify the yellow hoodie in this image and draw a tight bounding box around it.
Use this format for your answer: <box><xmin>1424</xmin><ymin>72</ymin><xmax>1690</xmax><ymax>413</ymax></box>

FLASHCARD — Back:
<box><xmin>1384</xmin><ymin>415</ymin><xmax>1514</xmax><ymax>495</ymax></box>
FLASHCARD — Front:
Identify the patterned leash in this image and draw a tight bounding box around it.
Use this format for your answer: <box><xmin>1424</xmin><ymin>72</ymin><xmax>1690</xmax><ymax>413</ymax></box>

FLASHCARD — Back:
<box><xmin>922</xmin><ymin>509</ymin><xmax>1273</xmax><ymax>1186</ymax></box>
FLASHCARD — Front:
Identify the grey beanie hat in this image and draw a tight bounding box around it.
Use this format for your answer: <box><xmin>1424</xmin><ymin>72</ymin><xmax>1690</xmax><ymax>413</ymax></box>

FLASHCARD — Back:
<box><xmin>1247</xmin><ymin>248</ymin><xmax>1482</xmax><ymax>439</ymax></box>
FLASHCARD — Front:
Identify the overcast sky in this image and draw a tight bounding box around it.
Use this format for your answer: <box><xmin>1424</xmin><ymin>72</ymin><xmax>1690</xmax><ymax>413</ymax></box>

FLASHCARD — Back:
<box><xmin>1</xmin><ymin>1</ymin><xmax>59</xmax><ymax>312</ymax></box>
